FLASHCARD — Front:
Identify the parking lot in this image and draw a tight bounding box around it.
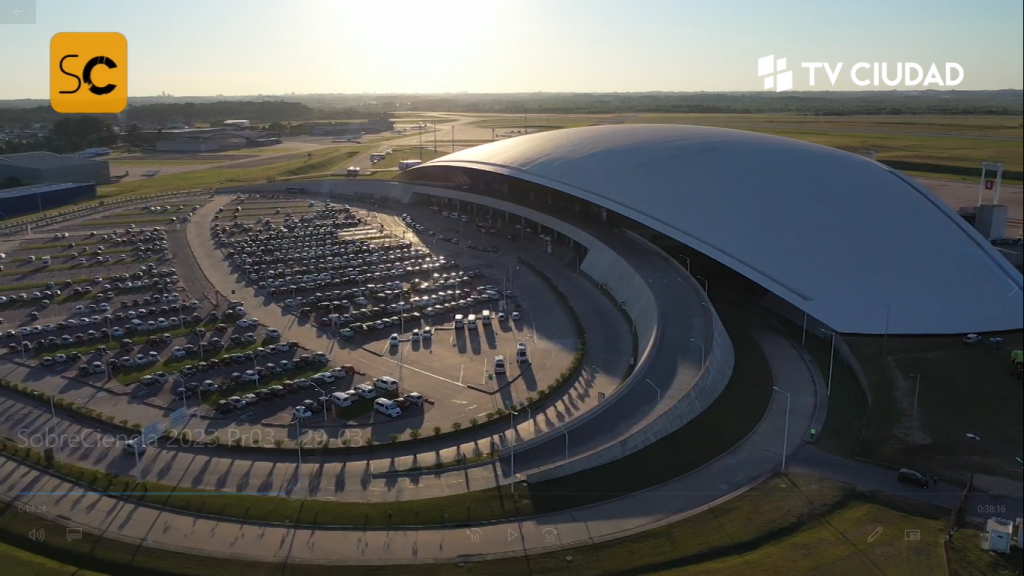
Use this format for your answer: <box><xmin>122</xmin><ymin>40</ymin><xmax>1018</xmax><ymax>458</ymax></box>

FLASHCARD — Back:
<box><xmin>198</xmin><ymin>194</ymin><xmax>578</xmax><ymax>429</ymax></box>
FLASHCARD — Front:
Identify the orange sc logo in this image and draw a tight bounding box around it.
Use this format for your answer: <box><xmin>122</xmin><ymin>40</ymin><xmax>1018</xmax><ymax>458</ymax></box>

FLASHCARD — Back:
<box><xmin>50</xmin><ymin>32</ymin><xmax>127</xmax><ymax>113</ymax></box>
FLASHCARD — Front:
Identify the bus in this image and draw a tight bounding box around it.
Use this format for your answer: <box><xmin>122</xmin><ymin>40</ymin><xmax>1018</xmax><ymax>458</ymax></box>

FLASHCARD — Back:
<box><xmin>466</xmin><ymin>314</ymin><xmax>478</xmax><ymax>329</ymax></box>
<box><xmin>481</xmin><ymin>310</ymin><xmax>492</xmax><ymax>325</ymax></box>
<box><xmin>370</xmin><ymin>153</ymin><xmax>386</xmax><ymax>162</ymax></box>
<box><xmin>454</xmin><ymin>314</ymin><xmax>464</xmax><ymax>328</ymax></box>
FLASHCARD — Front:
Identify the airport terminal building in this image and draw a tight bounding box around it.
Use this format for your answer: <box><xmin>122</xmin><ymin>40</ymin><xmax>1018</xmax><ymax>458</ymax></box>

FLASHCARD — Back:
<box><xmin>398</xmin><ymin>125</ymin><xmax>1023</xmax><ymax>335</ymax></box>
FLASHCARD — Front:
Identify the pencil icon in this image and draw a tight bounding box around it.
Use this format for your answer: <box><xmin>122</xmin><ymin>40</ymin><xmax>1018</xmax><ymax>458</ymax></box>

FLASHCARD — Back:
<box><xmin>868</xmin><ymin>528</ymin><xmax>883</xmax><ymax>542</ymax></box>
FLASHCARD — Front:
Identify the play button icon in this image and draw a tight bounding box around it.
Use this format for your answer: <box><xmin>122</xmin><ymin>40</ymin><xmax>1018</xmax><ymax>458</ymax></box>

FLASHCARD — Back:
<box><xmin>507</xmin><ymin>528</ymin><xmax>518</xmax><ymax>541</ymax></box>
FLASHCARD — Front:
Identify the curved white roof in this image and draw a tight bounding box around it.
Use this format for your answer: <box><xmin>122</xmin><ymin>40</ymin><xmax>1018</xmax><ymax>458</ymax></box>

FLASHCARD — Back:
<box><xmin>414</xmin><ymin>124</ymin><xmax>1023</xmax><ymax>334</ymax></box>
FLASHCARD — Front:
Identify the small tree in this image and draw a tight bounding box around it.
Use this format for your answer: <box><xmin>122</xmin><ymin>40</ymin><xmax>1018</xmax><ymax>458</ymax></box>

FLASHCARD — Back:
<box><xmin>388</xmin><ymin>433</ymin><xmax>400</xmax><ymax>443</ymax></box>
<box><xmin>451</xmin><ymin>421</ymin><xmax>462</xmax><ymax>432</ymax></box>
<box><xmin>409</xmin><ymin>429</ymin><xmax>421</xmax><ymax>440</ymax></box>
<box><xmin>469</xmin><ymin>417</ymin><xmax>479</xmax><ymax>427</ymax></box>
<box><xmin>433</xmin><ymin>425</ymin><xmax>442</xmax><ymax>436</ymax></box>
<box><xmin>366</xmin><ymin>437</ymin><xmax>375</xmax><ymax>446</ymax></box>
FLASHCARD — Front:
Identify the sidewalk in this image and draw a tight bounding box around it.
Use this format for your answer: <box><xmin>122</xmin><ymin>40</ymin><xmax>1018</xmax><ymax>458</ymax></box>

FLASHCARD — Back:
<box><xmin>0</xmin><ymin>321</ymin><xmax>816</xmax><ymax>564</ymax></box>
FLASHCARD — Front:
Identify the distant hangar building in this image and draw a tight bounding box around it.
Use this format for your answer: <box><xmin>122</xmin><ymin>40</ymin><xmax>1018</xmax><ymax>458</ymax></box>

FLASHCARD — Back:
<box><xmin>0</xmin><ymin>182</ymin><xmax>97</xmax><ymax>219</ymax></box>
<box><xmin>400</xmin><ymin>125</ymin><xmax>1023</xmax><ymax>335</ymax></box>
<box><xmin>0</xmin><ymin>151</ymin><xmax>111</xmax><ymax>186</ymax></box>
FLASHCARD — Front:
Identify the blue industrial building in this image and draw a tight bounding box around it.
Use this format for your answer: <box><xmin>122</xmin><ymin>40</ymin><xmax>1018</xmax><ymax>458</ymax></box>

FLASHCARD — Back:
<box><xmin>0</xmin><ymin>182</ymin><xmax>97</xmax><ymax>219</ymax></box>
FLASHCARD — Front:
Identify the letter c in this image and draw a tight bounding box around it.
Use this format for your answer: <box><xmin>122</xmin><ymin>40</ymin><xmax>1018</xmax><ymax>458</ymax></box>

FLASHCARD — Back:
<box><xmin>851</xmin><ymin>63</ymin><xmax>871</xmax><ymax>86</ymax></box>
<box><xmin>83</xmin><ymin>56</ymin><xmax>118</xmax><ymax>96</ymax></box>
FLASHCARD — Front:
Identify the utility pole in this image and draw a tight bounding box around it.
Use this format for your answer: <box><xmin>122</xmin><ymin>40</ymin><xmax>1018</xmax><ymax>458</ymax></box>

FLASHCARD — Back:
<box><xmin>451</xmin><ymin>125</ymin><xmax>455</xmax><ymax>153</ymax></box>
<box><xmin>419</xmin><ymin>127</ymin><xmax>422</xmax><ymax>161</ymax></box>
<box><xmin>492</xmin><ymin>128</ymin><xmax>495</xmax><ymax>141</ymax></box>
<box><xmin>433</xmin><ymin>121</ymin><xmax>437</xmax><ymax>153</ymax></box>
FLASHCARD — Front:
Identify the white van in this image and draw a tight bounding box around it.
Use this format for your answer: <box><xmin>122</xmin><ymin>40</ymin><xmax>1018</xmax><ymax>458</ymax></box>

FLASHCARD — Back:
<box><xmin>481</xmin><ymin>310</ymin><xmax>492</xmax><ymax>325</ymax></box>
<box><xmin>329</xmin><ymin>391</ymin><xmax>353</xmax><ymax>408</ymax></box>
<box><xmin>454</xmin><ymin>314</ymin><xmax>464</xmax><ymax>328</ymax></box>
<box><xmin>459</xmin><ymin>215</ymin><xmax>470</xmax><ymax>223</ymax></box>
<box><xmin>467</xmin><ymin>314</ymin><xmax>477</xmax><ymax>330</ymax></box>
<box><xmin>493</xmin><ymin>355</ymin><xmax>506</xmax><ymax>374</ymax></box>
<box><xmin>374</xmin><ymin>398</ymin><xmax>402</xmax><ymax>417</ymax></box>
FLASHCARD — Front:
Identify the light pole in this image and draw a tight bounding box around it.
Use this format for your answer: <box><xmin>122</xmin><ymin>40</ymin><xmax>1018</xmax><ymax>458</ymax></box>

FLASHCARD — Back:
<box><xmin>909</xmin><ymin>373</ymin><xmax>920</xmax><ymax>421</ymax></box>
<box><xmin>509</xmin><ymin>409</ymin><xmax>518</xmax><ymax>492</ymax></box>
<box><xmin>690</xmin><ymin>338</ymin><xmax>705</xmax><ymax>366</ymax></box>
<box><xmin>560</xmin><ymin>425</ymin><xmax>568</xmax><ymax>460</ymax></box>
<box><xmin>309</xmin><ymin>382</ymin><xmax>331</xmax><ymax>422</ymax></box>
<box><xmin>772</xmin><ymin>386</ymin><xmax>791</xmax><ymax>472</ymax></box>
<box><xmin>696</xmin><ymin>275</ymin><xmax>709</xmax><ymax>295</ymax></box>
<box><xmin>295</xmin><ymin>418</ymin><xmax>303</xmax><ymax>476</ymax></box>
<box><xmin>678</xmin><ymin>254</ymin><xmax>690</xmax><ymax>272</ymax></box>
<box><xmin>701</xmin><ymin>302</ymin><xmax>714</xmax><ymax>336</ymax></box>
<box><xmin>819</xmin><ymin>328</ymin><xmax>836</xmax><ymax>396</ymax></box>
<box><xmin>645</xmin><ymin>379</ymin><xmax>660</xmax><ymax>404</ymax></box>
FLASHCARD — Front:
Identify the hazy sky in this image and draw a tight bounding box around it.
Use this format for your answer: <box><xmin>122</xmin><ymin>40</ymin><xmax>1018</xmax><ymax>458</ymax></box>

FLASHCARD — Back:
<box><xmin>2</xmin><ymin>0</ymin><xmax>1021</xmax><ymax>98</ymax></box>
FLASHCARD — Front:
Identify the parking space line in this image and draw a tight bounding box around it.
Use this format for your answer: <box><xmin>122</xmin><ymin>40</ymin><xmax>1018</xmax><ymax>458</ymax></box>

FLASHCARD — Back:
<box><xmin>370</xmin><ymin>355</ymin><xmax>469</xmax><ymax>389</ymax></box>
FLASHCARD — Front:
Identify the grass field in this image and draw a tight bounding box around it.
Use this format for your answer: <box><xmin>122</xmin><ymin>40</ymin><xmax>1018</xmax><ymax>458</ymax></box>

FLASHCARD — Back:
<box><xmin>847</xmin><ymin>334</ymin><xmax>1024</xmax><ymax>482</ymax></box>
<box><xmin>468</xmin><ymin>113</ymin><xmax>1023</xmax><ymax>173</ymax></box>
<box><xmin>947</xmin><ymin>528</ymin><xmax>1024</xmax><ymax>576</ymax></box>
<box><xmin>369</xmin><ymin>147</ymin><xmax>449</xmax><ymax>170</ymax></box>
<box><xmin>96</xmin><ymin>146</ymin><xmax>365</xmax><ymax>199</ymax></box>
<box><xmin>0</xmin><ymin>541</ymin><xmax>107</xmax><ymax>576</ymax></box>
<box><xmin>0</xmin><ymin>473</ymin><xmax>948</xmax><ymax>576</ymax></box>
<box><xmin>630</xmin><ymin>113</ymin><xmax>1024</xmax><ymax>138</ymax></box>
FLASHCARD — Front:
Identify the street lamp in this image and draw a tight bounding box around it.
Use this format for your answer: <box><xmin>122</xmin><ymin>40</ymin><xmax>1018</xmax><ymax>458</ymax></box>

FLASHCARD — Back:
<box><xmin>509</xmin><ymin>409</ymin><xmax>518</xmax><ymax>492</ymax></box>
<box><xmin>309</xmin><ymin>382</ymin><xmax>333</xmax><ymax>422</ymax></box>
<box><xmin>772</xmin><ymin>386</ymin><xmax>791</xmax><ymax>472</ymax></box>
<box><xmin>690</xmin><ymin>338</ymin><xmax>705</xmax><ymax>366</ymax></box>
<box><xmin>701</xmin><ymin>302</ymin><xmax>714</xmax><ymax>335</ymax></box>
<box><xmin>818</xmin><ymin>328</ymin><xmax>836</xmax><ymax>396</ymax></box>
<box><xmin>678</xmin><ymin>254</ymin><xmax>690</xmax><ymax>272</ymax></box>
<box><xmin>696</xmin><ymin>275</ymin><xmax>709</xmax><ymax>294</ymax></box>
<box><xmin>909</xmin><ymin>373</ymin><xmax>921</xmax><ymax>421</ymax></box>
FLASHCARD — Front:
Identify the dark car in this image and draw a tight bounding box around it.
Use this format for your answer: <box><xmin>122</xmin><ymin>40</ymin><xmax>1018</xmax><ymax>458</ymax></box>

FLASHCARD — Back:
<box><xmin>896</xmin><ymin>468</ymin><xmax>930</xmax><ymax>488</ymax></box>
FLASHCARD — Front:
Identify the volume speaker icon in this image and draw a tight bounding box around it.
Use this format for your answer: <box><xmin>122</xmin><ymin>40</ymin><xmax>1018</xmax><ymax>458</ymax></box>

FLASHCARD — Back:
<box><xmin>28</xmin><ymin>528</ymin><xmax>45</xmax><ymax>542</ymax></box>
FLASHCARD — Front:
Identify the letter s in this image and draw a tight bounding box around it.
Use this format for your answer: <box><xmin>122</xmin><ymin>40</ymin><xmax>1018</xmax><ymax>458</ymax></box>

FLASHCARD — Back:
<box><xmin>59</xmin><ymin>54</ymin><xmax>81</xmax><ymax>94</ymax></box>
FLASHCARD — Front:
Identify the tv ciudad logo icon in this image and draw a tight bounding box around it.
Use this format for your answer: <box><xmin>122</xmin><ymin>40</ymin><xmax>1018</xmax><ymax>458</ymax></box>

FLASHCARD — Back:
<box><xmin>50</xmin><ymin>32</ymin><xmax>127</xmax><ymax>113</ymax></box>
<box><xmin>758</xmin><ymin>55</ymin><xmax>964</xmax><ymax>92</ymax></box>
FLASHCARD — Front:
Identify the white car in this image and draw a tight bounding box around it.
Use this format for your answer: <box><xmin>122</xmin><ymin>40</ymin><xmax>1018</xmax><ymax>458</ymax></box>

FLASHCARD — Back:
<box><xmin>511</xmin><ymin>311</ymin><xmax>521</xmax><ymax>321</ymax></box>
<box><xmin>403</xmin><ymin>392</ymin><xmax>424</xmax><ymax>407</ymax></box>
<box><xmin>284</xmin><ymin>299</ymin><xmax>297</xmax><ymax>307</ymax></box>
<box><xmin>421</xmin><ymin>327</ymin><xmax>433</xmax><ymax>339</ymax></box>
<box><xmin>388</xmin><ymin>333</ymin><xmax>400</xmax><ymax>346</ymax></box>
<box><xmin>123</xmin><ymin>438</ymin><xmax>147</xmax><ymax>455</ymax></box>
<box><xmin>293</xmin><ymin>406</ymin><xmax>313</xmax><ymax>420</ymax></box>
<box><xmin>171</xmin><ymin>347</ymin><xmax>187</xmax><ymax>358</ymax></box>
<box><xmin>373</xmin><ymin>376</ymin><xmax>399</xmax><ymax>391</ymax></box>
<box><xmin>354</xmin><ymin>384</ymin><xmax>376</xmax><ymax>399</ymax></box>
<box><xmin>962</xmin><ymin>333</ymin><xmax>982</xmax><ymax>345</ymax></box>
<box><xmin>236</xmin><ymin>319</ymin><xmax>250</xmax><ymax>328</ymax></box>
<box><xmin>410</xmin><ymin>329</ymin><xmax>420</xmax><ymax>341</ymax></box>
<box><xmin>497</xmin><ymin>312</ymin><xmax>507</xmax><ymax>321</ymax></box>
<box><xmin>266</xmin><ymin>327</ymin><xmax>281</xmax><ymax>339</ymax></box>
